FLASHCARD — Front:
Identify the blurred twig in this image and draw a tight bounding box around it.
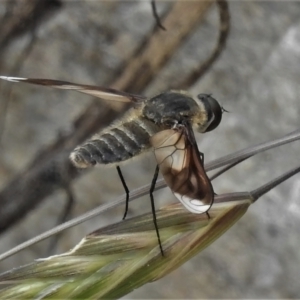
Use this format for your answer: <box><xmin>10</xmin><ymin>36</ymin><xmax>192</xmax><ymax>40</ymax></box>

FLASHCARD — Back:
<box><xmin>151</xmin><ymin>0</ymin><xmax>167</xmax><ymax>31</ymax></box>
<box><xmin>113</xmin><ymin>1</ymin><xmax>215</xmax><ymax>93</ymax></box>
<box><xmin>0</xmin><ymin>0</ymin><xmax>62</xmax><ymax>141</ymax></box>
<box><xmin>0</xmin><ymin>28</ymin><xmax>37</xmax><ymax>144</ymax></box>
<box><xmin>177</xmin><ymin>0</ymin><xmax>230</xmax><ymax>89</ymax></box>
<box><xmin>0</xmin><ymin>0</ymin><xmax>62</xmax><ymax>53</ymax></box>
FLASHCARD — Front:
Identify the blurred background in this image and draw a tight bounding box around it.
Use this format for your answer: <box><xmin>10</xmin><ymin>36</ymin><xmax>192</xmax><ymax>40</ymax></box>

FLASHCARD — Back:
<box><xmin>0</xmin><ymin>0</ymin><xmax>300</xmax><ymax>298</ymax></box>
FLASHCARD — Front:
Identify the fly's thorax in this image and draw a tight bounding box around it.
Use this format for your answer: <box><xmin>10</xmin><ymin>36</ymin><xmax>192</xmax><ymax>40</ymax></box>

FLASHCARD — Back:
<box><xmin>142</xmin><ymin>90</ymin><xmax>202</xmax><ymax>126</ymax></box>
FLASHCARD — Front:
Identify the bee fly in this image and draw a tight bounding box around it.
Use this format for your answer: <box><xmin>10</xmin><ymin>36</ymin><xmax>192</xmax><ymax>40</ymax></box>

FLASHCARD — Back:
<box><xmin>0</xmin><ymin>76</ymin><xmax>223</xmax><ymax>254</ymax></box>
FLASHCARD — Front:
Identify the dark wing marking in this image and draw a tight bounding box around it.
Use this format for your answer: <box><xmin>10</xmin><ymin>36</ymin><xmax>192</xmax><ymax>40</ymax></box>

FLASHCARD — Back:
<box><xmin>150</xmin><ymin>125</ymin><xmax>214</xmax><ymax>214</ymax></box>
<box><xmin>0</xmin><ymin>76</ymin><xmax>146</xmax><ymax>103</ymax></box>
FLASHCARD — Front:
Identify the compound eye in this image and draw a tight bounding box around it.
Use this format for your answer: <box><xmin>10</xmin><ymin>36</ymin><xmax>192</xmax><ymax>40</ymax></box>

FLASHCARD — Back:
<box><xmin>197</xmin><ymin>94</ymin><xmax>222</xmax><ymax>132</ymax></box>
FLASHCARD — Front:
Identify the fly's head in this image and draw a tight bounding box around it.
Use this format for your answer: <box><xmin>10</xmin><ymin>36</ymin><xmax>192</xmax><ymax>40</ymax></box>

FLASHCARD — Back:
<box><xmin>193</xmin><ymin>94</ymin><xmax>223</xmax><ymax>133</ymax></box>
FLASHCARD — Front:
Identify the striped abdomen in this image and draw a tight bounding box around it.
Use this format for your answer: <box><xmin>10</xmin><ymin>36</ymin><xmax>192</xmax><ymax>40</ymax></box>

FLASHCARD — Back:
<box><xmin>70</xmin><ymin>117</ymin><xmax>161</xmax><ymax>168</ymax></box>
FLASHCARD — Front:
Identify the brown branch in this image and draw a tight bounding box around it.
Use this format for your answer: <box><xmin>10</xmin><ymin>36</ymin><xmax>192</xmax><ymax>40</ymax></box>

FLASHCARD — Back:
<box><xmin>0</xmin><ymin>0</ymin><xmax>62</xmax><ymax>141</ymax></box>
<box><xmin>113</xmin><ymin>1</ymin><xmax>214</xmax><ymax>93</ymax></box>
<box><xmin>0</xmin><ymin>0</ymin><xmax>62</xmax><ymax>53</ymax></box>
<box><xmin>176</xmin><ymin>0</ymin><xmax>231</xmax><ymax>89</ymax></box>
<box><xmin>0</xmin><ymin>0</ymin><xmax>218</xmax><ymax>233</ymax></box>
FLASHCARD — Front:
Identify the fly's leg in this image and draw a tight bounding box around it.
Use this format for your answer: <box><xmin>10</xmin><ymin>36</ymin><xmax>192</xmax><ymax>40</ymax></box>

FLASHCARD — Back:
<box><xmin>116</xmin><ymin>166</ymin><xmax>130</xmax><ymax>220</ymax></box>
<box><xmin>150</xmin><ymin>164</ymin><xmax>164</xmax><ymax>256</ymax></box>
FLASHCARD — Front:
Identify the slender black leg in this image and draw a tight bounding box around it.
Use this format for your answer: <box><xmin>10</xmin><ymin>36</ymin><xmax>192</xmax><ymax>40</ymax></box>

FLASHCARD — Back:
<box><xmin>116</xmin><ymin>166</ymin><xmax>130</xmax><ymax>220</ymax></box>
<box><xmin>150</xmin><ymin>164</ymin><xmax>164</xmax><ymax>256</ymax></box>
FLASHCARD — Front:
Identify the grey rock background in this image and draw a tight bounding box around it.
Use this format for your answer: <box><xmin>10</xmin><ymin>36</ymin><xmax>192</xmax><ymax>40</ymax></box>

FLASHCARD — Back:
<box><xmin>0</xmin><ymin>1</ymin><xmax>300</xmax><ymax>298</ymax></box>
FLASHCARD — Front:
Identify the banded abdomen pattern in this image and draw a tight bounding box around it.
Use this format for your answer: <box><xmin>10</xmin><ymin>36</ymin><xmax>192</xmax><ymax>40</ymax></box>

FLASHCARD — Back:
<box><xmin>70</xmin><ymin>117</ymin><xmax>161</xmax><ymax>168</ymax></box>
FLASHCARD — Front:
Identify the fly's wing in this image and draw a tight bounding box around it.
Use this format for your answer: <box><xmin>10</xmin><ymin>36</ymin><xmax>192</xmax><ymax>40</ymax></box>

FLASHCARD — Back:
<box><xmin>150</xmin><ymin>126</ymin><xmax>214</xmax><ymax>214</ymax></box>
<box><xmin>0</xmin><ymin>76</ymin><xmax>146</xmax><ymax>103</ymax></box>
